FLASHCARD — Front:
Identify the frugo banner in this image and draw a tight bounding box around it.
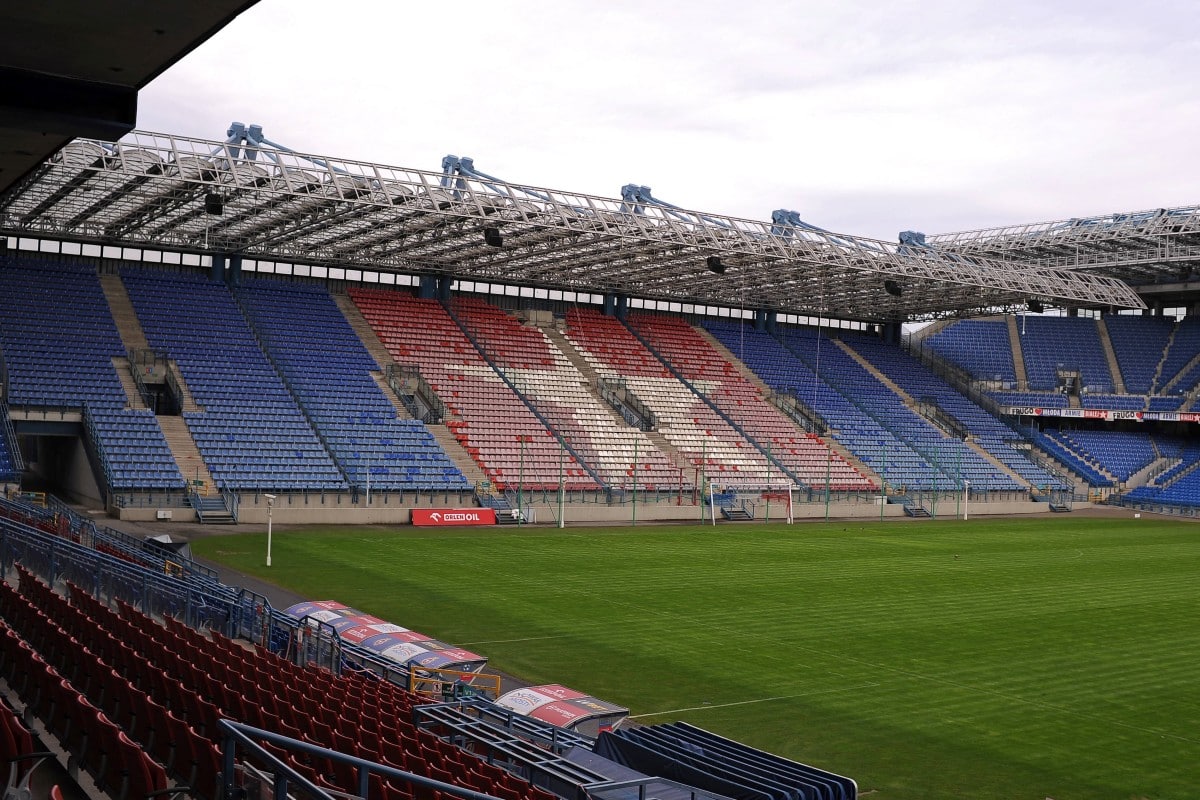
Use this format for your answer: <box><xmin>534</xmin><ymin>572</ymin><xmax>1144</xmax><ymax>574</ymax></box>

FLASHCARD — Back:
<box><xmin>411</xmin><ymin>508</ymin><xmax>496</xmax><ymax>526</ymax></box>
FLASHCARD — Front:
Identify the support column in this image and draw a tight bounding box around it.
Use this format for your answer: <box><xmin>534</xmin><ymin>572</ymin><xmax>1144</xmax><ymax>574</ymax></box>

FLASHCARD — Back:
<box><xmin>210</xmin><ymin>253</ymin><xmax>226</xmax><ymax>284</ymax></box>
<box><xmin>226</xmin><ymin>255</ymin><xmax>243</xmax><ymax>287</ymax></box>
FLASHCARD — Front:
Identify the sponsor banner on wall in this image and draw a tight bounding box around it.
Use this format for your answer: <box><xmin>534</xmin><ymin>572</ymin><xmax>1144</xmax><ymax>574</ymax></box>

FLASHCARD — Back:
<box><xmin>1006</xmin><ymin>407</ymin><xmax>1200</xmax><ymax>424</ymax></box>
<box><xmin>412</xmin><ymin>508</ymin><xmax>497</xmax><ymax>526</ymax></box>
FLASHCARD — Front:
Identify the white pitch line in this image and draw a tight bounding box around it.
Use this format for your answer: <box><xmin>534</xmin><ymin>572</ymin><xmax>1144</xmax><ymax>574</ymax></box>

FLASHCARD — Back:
<box><xmin>630</xmin><ymin>682</ymin><xmax>880</xmax><ymax>719</ymax></box>
<box><xmin>458</xmin><ymin>635</ymin><xmax>570</xmax><ymax>645</ymax></box>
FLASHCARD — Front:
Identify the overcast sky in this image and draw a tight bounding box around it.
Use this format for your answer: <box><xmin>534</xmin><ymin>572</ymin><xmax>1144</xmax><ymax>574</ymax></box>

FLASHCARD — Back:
<box><xmin>136</xmin><ymin>0</ymin><xmax>1200</xmax><ymax>242</ymax></box>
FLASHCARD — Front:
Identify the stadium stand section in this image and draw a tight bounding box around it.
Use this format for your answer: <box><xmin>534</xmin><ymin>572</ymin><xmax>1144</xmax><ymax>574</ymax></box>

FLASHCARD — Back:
<box><xmin>775</xmin><ymin>325</ymin><xmax>1022</xmax><ymax>491</ymax></box>
<box><xmin>1102</xmin><ymin>315</ymin><xmax>1174</xmax><ymax>395</ymax></box>
<box><xmin>929</xmin><ymin>314</ymin><xmax>1200</xmax><ymax>413</ymax></box>
<box><xmin>1025</xmin><ymin>429</ymin><xmax>1114</xmax><ymax>488</ymax></box>
<box><xmin>923</xmin><ymin>319</ymin><xmax>1017</xmax><ymax>385</ymax></box>
<box><xmin>622</xmin><ymin>313</ymin><xmax>874</xmax><ymax>491</ymax></box>
<box><xmin>87</xmin><ymin>407</ymin><xmax>187</xmax><ymax>491</ymax></box>
<box><xmin>236</xmin><ymin>279</ymin><xmax>470</xmax><ymax>492</ymax></box>
<box><xmin>702</xmin><ymin>319</ymin><xmax>945</xmax><ymax>491</ymax></box>
<box><xmin>121</xmin><ymin>268</ymin><xmax>347</xmax><ymax>492</ymax></box>
<box><xmin>1155</xmin><ymin>316</ymin><xmax>1200</xmax><ymax>396</ymax></box>
<box><xmin>0</xmin><ymin>260</ymin><xmax>185</xmax><ymax>492</ymax></box>
<box><xmin>0</xmin><ymin>260</ymin><xmax>127</xmax><ymax>410</ymax></box>
<box><xmin>1016</xmin><ymin>316</ymin><xmax>1113</xmax><ymax>393</ymax></box>
<box><xmin>349</xmin><ymin>287</ymin><xmax>601</xmax><ymax>491</ymax></box>
<box><xmin>1040</xmin><ymin>429</ymin><xmax>1156</xmax><ymax>484</ymax></box>
<box><xmin>448</xmin><ymin>297</ymin><xmax>685</xmax><ymax>491</ymax></box>
<box><xmin>843</xmin><ymin>334</ymin><xmax>1070</xmax><ymax>491</ymax></box>
<box><xmin>563</xmin><ymin>308</ymin><xmax>868</xmax><ymax>491</ymax></box>
<box><xmin>1124</xmin><ymin>443</ymin><xmax>1200</xmax><ymax>507</ymax></box>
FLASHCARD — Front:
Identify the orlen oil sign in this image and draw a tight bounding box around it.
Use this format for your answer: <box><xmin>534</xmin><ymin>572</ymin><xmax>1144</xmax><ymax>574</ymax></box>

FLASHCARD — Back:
<box><xmin>411</xmin><ymin>508</ymin><xmax>497</xmax><ymax>526</ymax></box>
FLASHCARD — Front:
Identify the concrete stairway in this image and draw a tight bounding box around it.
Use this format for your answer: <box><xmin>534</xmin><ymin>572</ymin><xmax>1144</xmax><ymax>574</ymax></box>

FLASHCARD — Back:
<box><xmin>1162</xmin><ymin>351</ymin><xmax>1200</xmax><ymax>395</ymax></box>
<box><xmin>370</xmin><ymin>373</ymin><xmax>413</xmax><ymax>419</ymax></box>
<box><xmin>544</xmin><ymin>327</ymin><xmax>603</xmax><ymax>383</ymax></box>
<box><xmin>337</xmin><ymin>292</ymin><xmax>415</xmax><ymax>419</ymax></box>
<box><xmin>334</xmin><ymin>293</ymin><xmax>395</xmax><ymax>369</ymax></box>
<box><xmin>643</xmin><ymin>428</ymin><xmax>690</xmax><ymax>472</ymax></box>
<box><xmin>1127</xmin><ymin>456</ymin><xmax>1175</xmax><ymax>490</ymax></box>
<box><xmin>427</xmin><ymin>424</ymin><xmax>487</xmax><ymax>487</ymax></box>
<box><xmin>1006</xmin><ymin>316</ymin><xmax>1029</xmax><ymax>390</ymax></box>
<box><xmin>1148</xmin><ymin>324</ymin><xmax>1178</xmax><ymax>395</ymax></box>
<box><xmin>1095</xmin><ymin>318</ymin><xmax>1127</xmax><ymax>394</ymax></box>
<box><xmin>110</xmin><ymin>357</ymin><xmax>148</xmax><ymax>409</ymax></box>
<box><xmin>99</xmin><ymin>273</ymin><xmax>150</xmax><ymax>351</ymax></box>
<box><xmin>158</xmin><ymin>416</ymin><xmax>214</xmax><ymax>490</ymax></box>
<box><xmin>834</xmin><ymin>339</ymin><xmax>1032</xmax><ymax>490</ymax></box>
<box><xmin>696</xmin><ymin>327</ymin><xmax>774</xmax><ymax>395</ymax></box>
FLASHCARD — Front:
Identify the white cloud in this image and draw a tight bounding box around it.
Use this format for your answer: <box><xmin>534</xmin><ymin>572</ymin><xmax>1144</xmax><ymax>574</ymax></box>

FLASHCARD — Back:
<box><xmin>136</xmin><ymin>0</ymin><xmax>1200</xmax><ymax>241</ymax></box>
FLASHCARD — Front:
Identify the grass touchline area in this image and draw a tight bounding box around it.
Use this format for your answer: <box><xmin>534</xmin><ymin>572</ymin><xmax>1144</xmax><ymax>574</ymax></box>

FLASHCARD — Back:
<box><xmin>191</xmin><ymin>516</ymin><xmax>1200</xmax><ymax>800</ymax></box>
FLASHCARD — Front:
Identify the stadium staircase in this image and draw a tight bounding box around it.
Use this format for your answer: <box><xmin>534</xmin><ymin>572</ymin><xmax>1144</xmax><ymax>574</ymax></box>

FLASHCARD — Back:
<box><xmin>1162</xmin><ymin>351</ymin><xmax>1200</xmax><ymax>395</ymax></box>
<box><xmin>159</xmin><ymin>415</ymin><xmax>215</xmax><ymax>492</ymax></box>
<box><xmin>188</xmin><ymin>490</ymin><xmax>235</xmax><ymax>523</ymax></box>
<box><xmin>1095</xmin><ymin>319</ymin><xmax>1127</xmax><ymax>394</ymax></box>
<box><xmin>428</xmin><ymin>423</ymin><xmax>489</xmax><ymax>487</ymax></box>
<box><xmin>1005</xmin><ymin>316</ymin><xmax>1029</xmax><ymax>390</ymax></box>
<box><xmin>903</xmin><ymin>503</ymin><xmax>932</xmax><ymax>518</ymax></box>
<box><xmin>1148</xmin><ymin>325</ymin><xmax>1178</xmax><ymax>394</ymax></box>
<box><xmin>334</xmin><ymin>293</ymin><xmax>415</xmax><ymax>419</ymax></box>
<box><xmin>719</xmin><ymin>501</ymin><xmax>754</xmax><ymax>521</ymax></box>
<box><xmin>111</xmin><ymin>355</ymin><xmax>150</xmax><ymax>409</ymax></box>
<box><xmin>1126</xmin><ymin>456</ymin><xmax>1175</xmax><ymax>489</ymax></box>
<box><xmin>99</xmin><ymin>272</ymin><xmax>151</xmax><ymax>351</ymax></box>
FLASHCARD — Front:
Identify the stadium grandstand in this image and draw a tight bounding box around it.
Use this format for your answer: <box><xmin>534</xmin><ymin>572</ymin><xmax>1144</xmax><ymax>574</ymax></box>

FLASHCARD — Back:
<box><xmin>2</xmin><ymin>2</ymin><xmax>1200</xmax><ymax>800</ymax></box>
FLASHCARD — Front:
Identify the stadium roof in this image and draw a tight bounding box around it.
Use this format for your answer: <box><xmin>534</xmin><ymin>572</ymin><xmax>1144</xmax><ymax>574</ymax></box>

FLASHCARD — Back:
<box><xmin>0</xmin><ymin>1</ymin><xmax>259</xmax><ymax>196</ymax></box>
<box><xmin>0</xmin><ymin>129</ymin><xmax>1144</xmax><ymax>324</ymax></box>
<box><xmin>930</xmin><ymin>205</ymin><xmax>1200</xmax><ymax>305</ymax></box>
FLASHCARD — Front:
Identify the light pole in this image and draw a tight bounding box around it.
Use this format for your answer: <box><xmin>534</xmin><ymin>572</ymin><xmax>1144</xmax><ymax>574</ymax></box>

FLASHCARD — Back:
<box><xmin>557</xmin><ymin>434</ymin><xmax>565</xmax><ymax>529</ymax></box>
<box><xmin>963</xmin><ymin>479</ymin><xmax>970</xmax><ymax>520</ymax></box>
<box><xmin>517</xmin><ymin>435</ymin><xmax>530</xmax><ymax>527</ymax></box>
<box><xmin>264</xmin><ymin>494</ymin><xmax>276</xmax><ymax>567</ymax></box>
<box><xmin>879</xmin><ymin>440</ymin><xmax>887</xmax><ymax>523</ymax></box>
<box><xmin>631</xmin><ymin>437</ymin><xmax>638</xmax><ymax>526</ymax></box>
<box><xmin>823</xmin><ymin>439</ymin><xmax>832</xmax><ymax>523</ymax></box>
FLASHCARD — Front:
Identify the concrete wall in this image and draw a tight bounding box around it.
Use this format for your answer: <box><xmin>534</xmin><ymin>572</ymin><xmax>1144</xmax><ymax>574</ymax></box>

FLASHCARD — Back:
<box><xmin>118</xmin><ymin>496</ymin><xmax>1086</xmax><ymax>525</ymax></box>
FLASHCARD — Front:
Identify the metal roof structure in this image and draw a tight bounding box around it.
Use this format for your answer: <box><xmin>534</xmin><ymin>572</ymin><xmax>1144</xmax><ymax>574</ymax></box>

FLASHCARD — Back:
<box><xmin>0</xmin><ymin>1</ymin><xmax>259</xmax><ymax>196</ymax></box>
<box><xmin>929</xmin><ymin>205</ymin><xmax>1200</xmax><ymax>304</ymax></box>
<box><xmin>0</xmin><ymin>128</ymin><xmax>1144</xmax><ymax>323</ymax></box>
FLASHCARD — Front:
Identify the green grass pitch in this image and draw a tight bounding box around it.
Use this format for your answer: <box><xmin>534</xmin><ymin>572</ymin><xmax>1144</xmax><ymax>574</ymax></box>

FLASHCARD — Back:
<box><xmin>191</xmin><ymin>515</ymin><xmax>1200</xmax><ymax>800</ymax></box>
